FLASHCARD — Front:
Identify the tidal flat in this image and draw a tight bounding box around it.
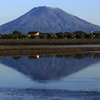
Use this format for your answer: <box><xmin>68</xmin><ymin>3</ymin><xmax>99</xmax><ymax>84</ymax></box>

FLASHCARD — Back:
<box><xmin>0</xmin><ymin>46</ymin><xmax>100</xmax><ymax>56</ymax></box>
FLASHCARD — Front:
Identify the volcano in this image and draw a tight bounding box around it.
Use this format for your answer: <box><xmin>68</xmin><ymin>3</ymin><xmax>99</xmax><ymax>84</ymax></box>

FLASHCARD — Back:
<box><xmin>1</xmin><ymin>6</ymin><xmax>100</xmax><ymax>34</ymax></box>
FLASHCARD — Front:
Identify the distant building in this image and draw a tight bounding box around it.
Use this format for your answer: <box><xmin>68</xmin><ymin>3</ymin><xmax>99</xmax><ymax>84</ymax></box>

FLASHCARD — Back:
<box><xmin>28</xmin><ymin>31</ymin><xmax>40</xmax><ymax>37</ymax></box>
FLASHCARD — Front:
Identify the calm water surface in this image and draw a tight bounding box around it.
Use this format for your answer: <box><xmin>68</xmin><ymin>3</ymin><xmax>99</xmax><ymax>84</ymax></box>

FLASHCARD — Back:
<box><xmin>36</xmin><ymin>45</ymin><xmax>100</xmax><ymax>47</ymax></box>
<box><xmin>1</xmin><ymin>52</ymin><xmax>100</xmax><ymax>99</ymax></box>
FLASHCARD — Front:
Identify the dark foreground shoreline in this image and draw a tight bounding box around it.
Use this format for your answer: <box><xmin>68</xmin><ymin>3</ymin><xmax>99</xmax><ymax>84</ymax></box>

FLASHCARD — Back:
<box><xmin>0</xmin><ymin>46</ymin><xmax>100</xmax><ymax>57</ymax></box>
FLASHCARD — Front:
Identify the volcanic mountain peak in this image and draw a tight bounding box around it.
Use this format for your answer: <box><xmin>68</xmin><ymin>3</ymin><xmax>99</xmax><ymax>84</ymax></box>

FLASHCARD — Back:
<box><xmin>1</xmin><ymin>6</ymin><xmax>100</xmax><ymax>34</ymax></box>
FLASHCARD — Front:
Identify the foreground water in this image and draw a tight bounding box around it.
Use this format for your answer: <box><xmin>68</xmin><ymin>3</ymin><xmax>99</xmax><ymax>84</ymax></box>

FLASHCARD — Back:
<box><xmin>0</xmin><ymin>52</ymin><xmax>100</xmax><ymax>99</ymax></box>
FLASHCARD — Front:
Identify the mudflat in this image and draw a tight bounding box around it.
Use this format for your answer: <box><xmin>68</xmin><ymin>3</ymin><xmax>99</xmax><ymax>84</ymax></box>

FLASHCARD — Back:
<box><xmin>0</xmin><ymin>46</ymin><xmax>100</xmax><ymax>57</ymax></box>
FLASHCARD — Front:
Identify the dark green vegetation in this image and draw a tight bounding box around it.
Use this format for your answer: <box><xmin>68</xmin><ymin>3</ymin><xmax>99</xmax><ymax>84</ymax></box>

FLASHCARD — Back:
<box><xmin>0</xmin><ymin>31</ymin><xmax>100</xmax><ymax>45</ymax></box>
<box><xmin>1</xmin><ymin>30</ymin><xmax>100</xmax><ymax>39</ymax></box>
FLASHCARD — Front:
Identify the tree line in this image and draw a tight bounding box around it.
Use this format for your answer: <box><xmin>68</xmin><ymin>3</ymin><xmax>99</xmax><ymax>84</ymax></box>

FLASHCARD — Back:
<box><xmin>1</xmin><ymin>30</ymin><xmax>100</xmax><ymax>39</ymax></box>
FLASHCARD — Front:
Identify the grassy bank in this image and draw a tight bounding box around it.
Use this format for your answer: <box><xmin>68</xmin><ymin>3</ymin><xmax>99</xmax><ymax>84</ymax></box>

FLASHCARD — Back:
<box><xmin>0</xmin><ymin>39</ymin><xmax>100</xmax><ymax>45</ymax></box>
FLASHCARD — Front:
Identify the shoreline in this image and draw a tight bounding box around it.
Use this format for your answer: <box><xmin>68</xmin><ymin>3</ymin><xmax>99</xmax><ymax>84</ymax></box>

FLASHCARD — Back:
<box><xmin>0</xmin><ymin>46</ymin><xmax>100</xmax><ymax>57</ymax></box>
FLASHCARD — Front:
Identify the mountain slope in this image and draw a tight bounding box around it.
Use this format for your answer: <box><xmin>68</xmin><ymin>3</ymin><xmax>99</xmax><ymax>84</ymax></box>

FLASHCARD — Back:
<box><xmin>1</xmin><ymin>6</ymin><xmax>100</xmax><ymax>34</ymax></box>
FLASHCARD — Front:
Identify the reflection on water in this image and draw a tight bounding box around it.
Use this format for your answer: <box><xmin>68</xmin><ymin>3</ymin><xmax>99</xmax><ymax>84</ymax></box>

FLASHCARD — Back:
<box><xmin>60</xmin><ymin>62</ymin><xmax>100</xmax><ymax>91</ymax></box>
<box><xmin>0</xmin><ymin>52</ymin><xmax>100</xmax><ymax>91</ymax></box>
<box><xmin>0</xmin><ymin>63</ymin><xmax>35</xmax><ymax>88</ymax></box>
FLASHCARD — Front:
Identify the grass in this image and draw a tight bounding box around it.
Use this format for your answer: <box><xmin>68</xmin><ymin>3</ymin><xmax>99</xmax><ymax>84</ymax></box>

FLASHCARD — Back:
<box><xmin>0</xmin><ymin>39</ymin><xmax>100</xmax><ymax>45</ymax></box>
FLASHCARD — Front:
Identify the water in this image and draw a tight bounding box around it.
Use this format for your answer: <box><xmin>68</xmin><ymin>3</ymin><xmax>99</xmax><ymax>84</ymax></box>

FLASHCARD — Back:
<box><xmin>0</xmin><ymin>52</ymin><xmax>100</xmax><ymax>99</ymax></box>
<box><xmin>29</xmin><ymin>45</ymin><xmax>100</xmax><ymax>47</ymax></box>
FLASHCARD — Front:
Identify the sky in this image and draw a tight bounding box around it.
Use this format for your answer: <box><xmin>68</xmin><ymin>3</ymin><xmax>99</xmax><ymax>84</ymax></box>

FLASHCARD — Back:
<box><xmin>0</xmin><ymin>0</ymin><xmax>100</xmax><ymax>26</ymax></box>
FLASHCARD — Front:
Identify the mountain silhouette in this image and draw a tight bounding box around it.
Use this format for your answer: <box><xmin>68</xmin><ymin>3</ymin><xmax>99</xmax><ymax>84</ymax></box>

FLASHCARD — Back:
<box><xmin>1</xmin><ymin>6</ymin><xmax>100</xmax><ymax>34</ymax></box>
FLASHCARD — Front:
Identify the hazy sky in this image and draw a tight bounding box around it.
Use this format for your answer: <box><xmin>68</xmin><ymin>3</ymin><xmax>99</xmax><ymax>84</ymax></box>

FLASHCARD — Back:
<box><xmin>0</xmin><ymin>0</ymin><xmax>100</xmax><ymax>26</ymax></box>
